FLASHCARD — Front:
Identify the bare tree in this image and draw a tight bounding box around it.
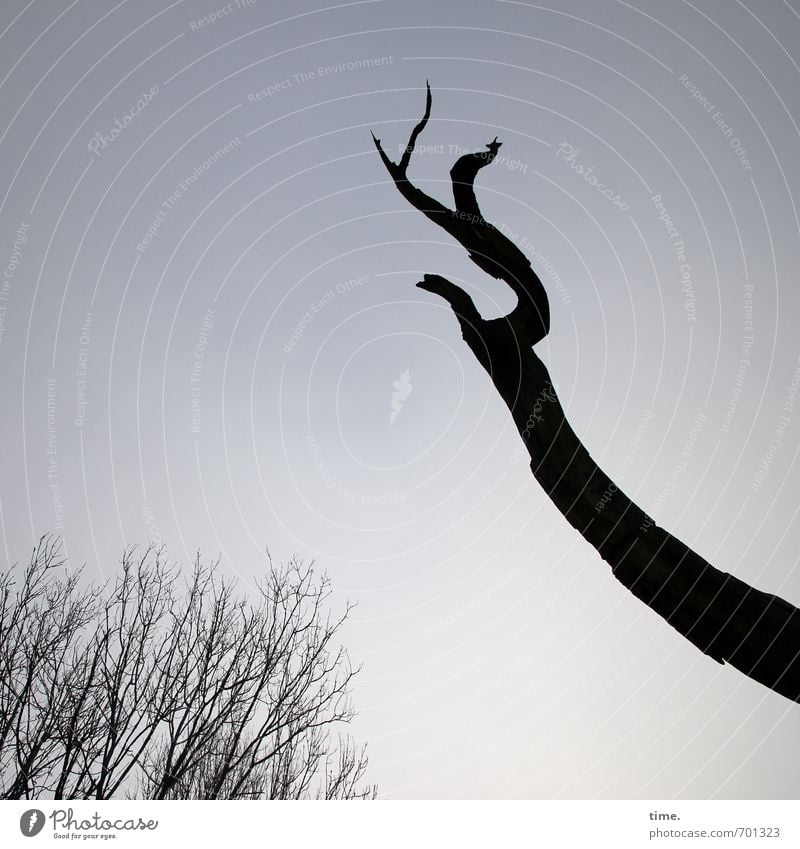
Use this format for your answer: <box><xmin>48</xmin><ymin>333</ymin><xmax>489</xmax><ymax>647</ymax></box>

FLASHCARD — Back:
<box><xmin>373</xmin><ymin>84</ymin><xmax>800</xmax><ymax>703</ymax></box>
<box><xmin>0</xmin><ymin>537</ymin><xmax>376</xmax><ymax>799</ymax></box>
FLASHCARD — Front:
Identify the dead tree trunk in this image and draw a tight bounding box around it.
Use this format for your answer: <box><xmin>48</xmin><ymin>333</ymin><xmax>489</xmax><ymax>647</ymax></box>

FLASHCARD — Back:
<box><xmin>373</xmin><ymin>84</ymin><xmax>800</xmax><ymax>703</ymax></box>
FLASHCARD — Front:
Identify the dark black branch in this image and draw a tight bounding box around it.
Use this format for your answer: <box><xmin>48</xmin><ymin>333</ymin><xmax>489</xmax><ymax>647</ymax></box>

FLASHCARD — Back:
<box><xmin>375</xmin><ymin>86</ymin><xmax>800</xmax><ymax>704</ymax></box>
<box><xmin>372</xmin><ymin>85</ymin><xmax>550</xmax><ymax>345</ymax></box>
<box><xmin>399</xmin><ymin>79</ymin><xmax>432</xmax><ymax>174</ymax></box>
<box><xmin>450</xmin><ymin>136</ymin><xmax>502</xmax><ymax>218</ymax></box>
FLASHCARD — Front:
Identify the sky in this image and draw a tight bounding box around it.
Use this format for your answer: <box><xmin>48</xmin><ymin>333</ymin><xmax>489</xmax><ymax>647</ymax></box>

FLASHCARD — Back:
<box><xmin>1</xmin><ymin>0</ymin><xmax>799</xmax><ymax>799</ymax></box>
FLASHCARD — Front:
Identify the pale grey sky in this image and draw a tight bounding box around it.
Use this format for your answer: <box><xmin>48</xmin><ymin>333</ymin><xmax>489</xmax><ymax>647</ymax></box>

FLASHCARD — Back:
<box><xmin>1</xmin><ymin>0</ymin><xmax>799</xmax><ymax>798</ymax></box>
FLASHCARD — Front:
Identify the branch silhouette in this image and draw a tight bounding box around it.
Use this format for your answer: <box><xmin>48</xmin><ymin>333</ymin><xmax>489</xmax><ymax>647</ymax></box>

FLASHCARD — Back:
<box><xmin>374</xmin><ymin>86</ymin><xmax>800</xmax><ymax>703</ymax></box>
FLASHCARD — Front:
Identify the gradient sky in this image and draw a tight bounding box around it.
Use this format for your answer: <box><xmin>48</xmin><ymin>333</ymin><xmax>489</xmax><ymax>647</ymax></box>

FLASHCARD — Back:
<box><xmin>1</xmin><ymin>0</ymin><xmax>799</xmax><ymax>799</ymax></box>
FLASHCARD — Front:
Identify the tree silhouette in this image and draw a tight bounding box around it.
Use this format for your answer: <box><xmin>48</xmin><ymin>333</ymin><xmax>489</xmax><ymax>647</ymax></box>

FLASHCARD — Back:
<box><xmin>0</xmin><ymin>537</ymin><xmax>376</xmax><ymax>799</ymax></box>
<box><xmin>373</xmin><ymin>84</ymin><xmax>800</xmax><ymax>703</ymax></box>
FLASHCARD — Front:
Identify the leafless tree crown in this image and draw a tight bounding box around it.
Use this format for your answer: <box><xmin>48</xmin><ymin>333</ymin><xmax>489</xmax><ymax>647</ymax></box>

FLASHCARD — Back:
<box><xmin>0</xmin><ymin>537</ymin><xmax>376</xmax><ymax>799</ymax></box>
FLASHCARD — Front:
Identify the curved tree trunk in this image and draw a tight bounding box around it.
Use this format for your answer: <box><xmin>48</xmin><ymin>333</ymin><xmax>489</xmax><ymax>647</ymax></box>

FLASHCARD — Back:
<box><xmin>373</xmin><ymin>85</ymin><xmax>800</xmax><ymax>703</ymax></box>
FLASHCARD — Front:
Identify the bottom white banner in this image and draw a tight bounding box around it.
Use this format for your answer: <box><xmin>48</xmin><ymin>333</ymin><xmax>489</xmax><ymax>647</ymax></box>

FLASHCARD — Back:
<box><xmin>3</xmin><ymin>799</ymin><xmax>796</xmax><ymax>848</ymax></box>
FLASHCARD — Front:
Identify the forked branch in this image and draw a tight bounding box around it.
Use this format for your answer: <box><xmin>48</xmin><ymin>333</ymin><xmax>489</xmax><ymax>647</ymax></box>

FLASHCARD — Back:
<box><xmin>372</xmin><ymin>85</ymin><xmax>550</xmax><ymax>345</ymax></box>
